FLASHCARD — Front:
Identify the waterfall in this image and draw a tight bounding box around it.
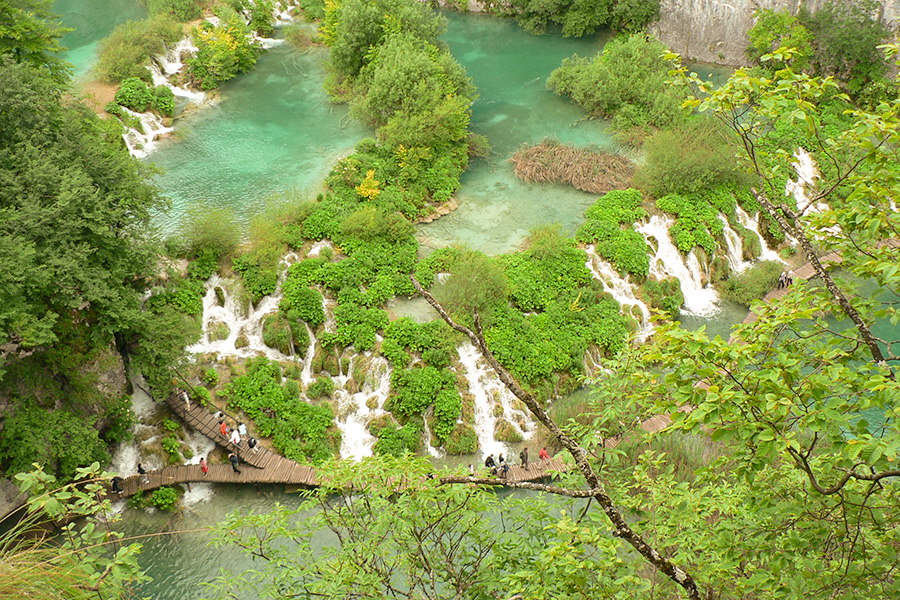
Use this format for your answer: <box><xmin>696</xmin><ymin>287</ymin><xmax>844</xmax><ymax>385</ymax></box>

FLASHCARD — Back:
<box><xmin>456</xmin><ymin>343</ymin><xmax>533</xmax><ymax>461</ymax></box>
<box><xmin>583</xmin><ymin>245</ymin><xmax>653</xmax><ymax>341</ymax></box>
<box><xmin>636</xmin><ymin>215</ymin><xmax>719</xmax><ymax>316</ymax></box>
<box><xmin>330</xmin><ymin>355</ymin><xmax>392</xmax><ymax>459</ymax></box>
<box><xmin>735</xmin><ymin>206</ymin><xmax>784</xmax><ymax>263</ymax></box>
<box><xmin>121</xmin><ymin>107</ymin><xmax>173</xmax><ymax>159</ymax></box>
<box><xmin>720</xmin><ymin>216</ymin><xmax>751</xmax><ymax>273</ymax></box>
<box><xmin>149</xmin><ymin>37</ymin><xmax>206</xmax><ymax>103</ymax></box>
<box><xmin>187</xmin><ymin>254</ymin><xmax>301</xmax><ymax>360</ymax></box>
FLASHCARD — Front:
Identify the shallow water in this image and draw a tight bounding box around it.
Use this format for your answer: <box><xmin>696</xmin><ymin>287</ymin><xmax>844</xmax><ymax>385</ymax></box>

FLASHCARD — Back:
<box><xmin>54</xmin><ymin>0</ymin><xmax>147</xmax><ymax>79</ymax></box>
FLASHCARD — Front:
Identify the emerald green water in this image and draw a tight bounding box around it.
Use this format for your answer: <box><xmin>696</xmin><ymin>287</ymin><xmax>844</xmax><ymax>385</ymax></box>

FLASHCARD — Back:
<box><xmin>54</xmin><ymin>0</ymin><xmax>147</xmax><ymax>79</ymax></box>
<box><xmin>147</xmin><ymin>12</ymin><xmax>618</xmax><ymax>249</ymax></box>
<box><xmin>148</xmin><ymin>43</ymin><xmax>371</xmax><ymax>232</ymax></box>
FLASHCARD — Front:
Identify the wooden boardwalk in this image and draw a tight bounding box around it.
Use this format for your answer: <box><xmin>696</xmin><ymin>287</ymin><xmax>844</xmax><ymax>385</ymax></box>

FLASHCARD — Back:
<box><xmin>107</xmin><ymin>393</ymin><xmax>565</xmax><ymax>499</ymax></box>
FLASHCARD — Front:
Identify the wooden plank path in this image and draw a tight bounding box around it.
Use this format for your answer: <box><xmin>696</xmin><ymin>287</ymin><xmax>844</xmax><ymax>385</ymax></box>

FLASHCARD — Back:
<box><xmin>106</xmin><ymin>393</ymin><xmax>566</xmax><ymax>499</ymax></box>
<box><xmin>741</xmin><ymin>239</ymin><xmax>900</xmax><ymax>326</ymax></box>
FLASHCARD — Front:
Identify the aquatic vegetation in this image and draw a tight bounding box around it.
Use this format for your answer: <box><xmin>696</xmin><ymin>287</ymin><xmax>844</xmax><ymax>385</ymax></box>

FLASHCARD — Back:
<box><xmin>510</xmin><ymin>139</ymin><xmax>634</xmax><ymax>194</ymax></box>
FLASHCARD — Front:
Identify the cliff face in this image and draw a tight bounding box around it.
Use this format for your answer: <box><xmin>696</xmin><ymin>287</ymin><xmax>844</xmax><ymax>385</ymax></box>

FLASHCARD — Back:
<box><xmin>654</xmin><ymin>0</ymin><xmax>900</xmax><ymax>65</ymax></box>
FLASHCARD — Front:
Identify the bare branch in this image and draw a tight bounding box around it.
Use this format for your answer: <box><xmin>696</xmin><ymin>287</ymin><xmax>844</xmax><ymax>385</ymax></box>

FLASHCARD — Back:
<box><xmin>412</xmin><ymin>275</ymin><xmax>702</xmax><ymax>600</ymax></box>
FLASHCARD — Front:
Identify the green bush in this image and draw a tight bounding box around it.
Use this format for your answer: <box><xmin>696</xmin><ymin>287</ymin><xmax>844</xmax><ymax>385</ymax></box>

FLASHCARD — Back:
<box><xmin>747</xmin><ymin>8</ymin><xmax>814</xmax><ymax>70</ymax></box>
<box><xmin>144</xmin><ymin>0</ymin><xmax>203</xmax><ymax>21</ymax></box>
<box><xmin>150</xmin><ymin>486</ymin><xmax>179</xmax><ymax>511</ymax></box>
<box><xmin>187</xmin><ymin>7</ymin><xmax>259</xmax><ymax>90</ymax></box>
<box><xmin>720</xmin><ymin>260</ymin><xmax>785</xmax><ymax>306</ymax></box>
<box><xmin>115</xmin><ymin>77</ymin><xmax>152</xmax><ymax>112</ymax></box>
<box><xmin>547</xmin><ymin>34</ymin><xmax>683</xmax><ymax>141</ymax></box>
<box><xmin>635</xmin><ymin>119</ymin><xmax>747</xmax><ymax>197</ymax></box>
<box><xmin>641</xmin><ymin>277</ymin><xmax>683</xmax><ymax>319</ymax></box>
<box><xmin>307</xmin><ymin>376</ymin><xmax>334</xmax><ymax>399</ymax></box>
<box><xmin>202</xmin><ymin>368</ymin><xmax>219</xmax><ymax>386</ymax></box>
<box><xmin>151</xmin><ymin>85</ymin><xmax>175</xmax><ymax>116</ymax></box>
<box><xmin>226</xmin><ymin>357</ymin><xmax>338</xmax><ymax>464</ymax></box>
<box><xmin>433</xmin><ymin>388</ymin><xmax>462</xmax><ymax>443</ymax></box>
<box><xmin>576</xmin><ymin>189</ymin><xmax>649</xmax><ymax>279</ymax></box>
<box><xmin>373</xmin><ymin>422</ymin><xmax>420</xmax><ymax>457</ymax></box>
<box><xmin>497</xmin><ymin>0</ymin><xmax>660</xmax><ymax>36</ymax></box>
<box><xmin>161</xmin><ymin>434</ymin><xmax>181</xmax><ymax>463</ymax></box>
<box><xmin>96</xmin><ymin>17</ymin><xmax>182</xmax><ymax>83</ymax></box>
<box><xmin>192</xmin><ymin>385</ymin><xmax>211</xmax><ymax>406</ymax></box>
<box><xmin>248</xmin><ymin>0</ymin><xmax>276</xmax><ymax>36</ymax></box>
<box><xmin>280</xmin><ymin>284</ymin><xmax>325</xmax><ymax>328</ymax></box>
<box><xmin>262</xmin><ymin>313</ymin><xmax>309</xmax><ymax>356</ymax></box>
<box><xmin>179</xmin><ymin>202</ymin><xmax>241</xmax><ymax>260</ymax></box>
<box><xmin>390</xmin><ymin>366</ymin><xmax>449</xmax><ymax>417</ymax></box>
<box><xmin>444</xmin><ymin>423</ymin><xmax>477</xmax><ymax>455</ymax></box>
<box><xmin>300</xmin><ymin>0</ymin><xmax>326</xmax><ymax>20</ymax></box>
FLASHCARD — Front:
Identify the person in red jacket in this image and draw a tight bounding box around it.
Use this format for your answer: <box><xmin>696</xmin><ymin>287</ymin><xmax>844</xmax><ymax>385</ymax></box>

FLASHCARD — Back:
<box><xmin>219</xmin><ymin>420</ymin><xmax>228</xmax><ymax>438</ymax></box>
<box><xmin>539</xmin><ymin>447</ymin><xmax>550</xmax><ymax>461</ymax></box>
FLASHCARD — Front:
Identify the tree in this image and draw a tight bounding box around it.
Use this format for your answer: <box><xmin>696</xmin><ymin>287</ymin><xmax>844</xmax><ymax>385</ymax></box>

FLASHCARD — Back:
<box><xmin>2</xmin><ymin>463</ymin><xmax>148</xmax><ymax>598</ymax></box>
<box><xmin>0</xmin><ymin>0</ymin><xmax>70</xmax><ymax>81</ymax></box>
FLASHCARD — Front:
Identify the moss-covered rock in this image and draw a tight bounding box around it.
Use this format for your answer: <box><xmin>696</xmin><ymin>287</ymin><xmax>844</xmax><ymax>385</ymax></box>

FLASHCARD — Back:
<box><xmin>209</xmin><ymin>320</ymin><xmax>230</xmax><ymax>341</ymax></box>
<box><xmin>445</xmin><ymin>423</ymin><xmax>477</xmax><ymax>455</ymax></box>
<box><xmin>234</xmin><ymin>334</ymin><xmax>250</xmax><ymax>349</ymax></box>
<box><xmin>494</xmin><ymin>418</ymin><xmax>523</xmax><ymax>443</ymax></box>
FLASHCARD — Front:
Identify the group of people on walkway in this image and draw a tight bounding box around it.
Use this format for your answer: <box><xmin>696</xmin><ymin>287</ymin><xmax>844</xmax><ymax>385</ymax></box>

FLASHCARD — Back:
<box><xmin>778</xmin><ymin>270</ymin><xmax>794</xmax><ymax>289</ymax></box>
<box><xmin>481</xmin><ymin>447</ymin><xmax>551</xmax><ymax>478</ymax></box>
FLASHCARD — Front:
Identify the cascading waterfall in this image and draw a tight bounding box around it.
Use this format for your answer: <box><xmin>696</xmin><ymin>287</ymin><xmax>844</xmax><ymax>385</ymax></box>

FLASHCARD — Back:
<box><xmin>188</xmin><ymin>254</ymin><xmax>301</xmax><ymax>360</ymax></box>
<box><xmin>121</xmin><ymin>107</ymin><xmax>174</xmax><ymax>159</ymax></box>
<box><xmin>583</xmin><ymin>245</ymin><xmax>653</xmax><ymax>341</ymax></box>
<box><xmin>457</xmin><ymin>343</ymin><xmax>533</xmax><ymax>461</ymax></box>
<box><xmin>735</xmin><ymin>206</ymin><xmax>784</xmax><ymax>263</ymax></box>
<box><xmin>330</xmin><ymin>354</ymin><xmax>392</xmax><ymax>459</ymax></box>
<box><xmin>719</xmin><ymin>216</ymin><xmax>752</xmax><ymax>273</ymax></box>
<box><xmin>637</xmin><ymin>215</ymin><xmax>719</xmax><ymax>316</ymax></box>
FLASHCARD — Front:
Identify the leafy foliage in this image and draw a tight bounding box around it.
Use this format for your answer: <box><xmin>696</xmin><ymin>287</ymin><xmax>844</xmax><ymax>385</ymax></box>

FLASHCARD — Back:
<box><xmin>143</xmin><ymin>0</ymin><xmax>203</xmax><ymax>21</ymax></box>
<box><xmin>150</xmin><ymin>485</ymin><xmax>180</xmax><ymax>511</ymax></box>
<box><xmin>576</xmin><ymin>189</ymin><xmax>649</xmax><ymax>279</ymax></box>
<box><xmin>187</xmin><ymin>6</ymin><xmax>259</xmax><ymax>90</ymax></box>
<box><xmin>372</xmin><ymin>422</ymin><xmax>420</xmax><ymax>456</ymax></box>
<box><xmin>226</xmin><ymin>357</ymin><xmax>338</xmax><ymax>464</ymax></box>
<box><xmin>494</xmin><ymin>0</ymin><xmax>660</xmax><ymax>37</ymax></box>
<box><xmin>96</xmin><ymin>16</ymin><xmax>182</xmax><ymax>83</ymax></box>
<box><xmin>640</xmin><ymin>277</ymin><xmax>683</xmax><ymax>319</ymax></box>
<box><xmin>747</xmin><ymin>8</ymin><xmax>814</xmax><ymax>70</ymax></box>
<box><xmin>0</xmin><ymin>58</ymin><xmax>166</xmax><ymax>372</ymax></box>
<box><xmin>718</xmin><ymin>260</ymin><xmax>783</xmax><ymax>306</ymax></box>
<box><xmin>548</xmin><ymin>34</ymin><xmax>683</xmax><ymax>141</ymax></box>
<box><xmin>0</xmin><ymin>0</ymin><xmax>71</xmax><ymax>82</ymax></box>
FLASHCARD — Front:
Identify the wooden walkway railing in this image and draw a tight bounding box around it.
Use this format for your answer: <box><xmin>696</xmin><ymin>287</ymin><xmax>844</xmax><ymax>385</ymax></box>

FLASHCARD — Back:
<box><xmin>107</xmin><ymin>394</ymin><xmax>566</xmax><ymax>499</ymax></box>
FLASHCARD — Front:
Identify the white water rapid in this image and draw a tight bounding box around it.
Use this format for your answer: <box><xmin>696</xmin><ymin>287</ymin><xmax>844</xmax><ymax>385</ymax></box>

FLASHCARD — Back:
<box><xmin>330</xmin><ymin>354</ymin><xmax>392</xmax><ymax>459</ymax></box>
<box><xmin>637</xmin><ymin>215</ymin><xmax>720</xmax><ymax>316</ymax></box>
<box><xmin>583</xmin><ymin>245</ymin><xmax>653</xmax><ymax>340</ymax></box>
<box><xmin>719</xmin><ymin>216</ymin><xmax>752</xmax><ymax>274</ymax></box>
<box><xmin>457</xmin><ymin>343</ymin><xmax>533</xmax><ymax>461</ymax></box>
<box><xmin>188</xmin><ymin>254</ymin><xmax>301</xmax><ymax>361</ymax></box>
<box><xmin>121</xmin><ymin>107</ymin><xmax>174</xmax><ymax>159</ymax></box>
<box><xmin>735</xmin><ymin>206</ymin><xmax>784</xmax><ymax>263</ymax></box>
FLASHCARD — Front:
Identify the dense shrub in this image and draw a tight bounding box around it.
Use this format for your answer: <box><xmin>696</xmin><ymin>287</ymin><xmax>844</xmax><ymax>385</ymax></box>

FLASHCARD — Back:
<box><xmin>151</xmin><ymin>85</ymin><xmax>175</xmax><ymax>116</ymax></box>
<box><xmin>226</xmin><ymin>357</ymin><xmax>338</xmax><ymax>464</ymax></box>
<box><xmin>747</xmin><ymin>8</ymin><xmax>814</xmax><ymax>70</ymax></box>
<box><xmin>641</xmin><ymin>277</ymin><xmax>683</xmax><ymax>319</ymax></box>
<box><xmin>280</xmin><ymin>284</ymin><xmax>325</xmax><ymax>328</ymax></box>
<box><xmin>372</xmin><ymin>422</ymin><xmax>420</xmax><ymax>457</ymax></box>
<box><xmin>150</xmin><ymin>486</ymin><xmax>179</xmax><ymax>511</ymax></box>
<box><xmin>307</xmin><ymin>376</ymin><xmax>334</xmax><ymax>399</ymax></box>
<box><xmin>262</xmin><ymin>313</ymin><xmax>308</xmax><ymax>355</ymax></box>
<box><xmin>799</xmin><ymin>0</ymin><xmax>891</xmax><ymax>99</ymax></box>
<box><xmin>503</xmin><ymin>227</ymin><xmax>592</xmax><ymax>312</ymax></box>
<box><xmin>434</xmin><ymin>250</ymin><xmax>508</xmax><ymax>327</ymax></box>
<box><xmin>720</xmin><ymin>260</ymin><xmax>784</xmax><ymax>306</ymax></box>
<box><xmin>496</xmin><ymin>0</ymin><xmax>660</xmax><ymax>36</ymax></box>
<box><xmin>547</xmin><ymin>34</ymin><xmax>683</xmax><ymax>141</ymax></box>
<box><xmin>96</xmin><ymin>17</ymin><xmax>182</xmax><ymax>83</ymax></box>
<box><xmin>247</xmin><ymin>0</ymin><xmax>276</xmax><ymax>36</ymax></box>
<box><xmin>390</xmin><ymin>366</ymin><xmax>454</xmax><ymax>417</ymax></box>
<box><xmin>144</xmin><ymin>0</ymin><xmax>203</xmax><ymax>21</ymax></box>
<box><xmin>115</xmin><ymin>77</ymin><xmax>153</xmax><ymax>112</ymax></box>
<box><xmin>300</xmin><ymin>0</ymin><xmax>326</xmax><ymax>20</ymax></box>
<box><xmin>382</xmin><ymin>318</ymin><xmax>458</xmax><ymax>368</ymax></box>
<box><xmin>635</xmin><ymin>119</ymin><xmax>747</xmax><ymax>198</ymax></box>
<box><xmin>576</xmin><ymin>189</ymin><xmax>649</xmax><ymax>279</ymax></box>
<box><xmin>187</xmin><ymin>7</ymin><xmax>259</xmax><ymax>90</ymax></box>
<box><xmin>433</xmin><ymin>388</ymin><xmax>462</xmax><ymax>443</ymax></box>
<box><xmin>444</xmin><ymin>423</ymin><xmax>477</xmax><ymax>455</ymax></box>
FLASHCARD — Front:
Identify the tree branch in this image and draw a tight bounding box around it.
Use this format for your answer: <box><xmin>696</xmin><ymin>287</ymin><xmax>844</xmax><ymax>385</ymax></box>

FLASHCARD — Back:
<box><xmin>412</xmin><ymin>276</ymin><xmax>702</xmax><ymax>600</ymax></box>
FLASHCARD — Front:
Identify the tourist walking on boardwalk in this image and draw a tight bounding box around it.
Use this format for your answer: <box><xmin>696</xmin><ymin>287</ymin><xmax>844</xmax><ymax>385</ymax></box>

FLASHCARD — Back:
<box><xmin>520</xmin><ymin>447</ymin><xmax>529</xmax><ymax>470</ymax></box>
<box><xmin>219</xmin><ymin>420</ymin><xmax>228</xmax><ymax>438</ymax></box>
<box><xmin>539</xmin><ymin>447</ymin><xmax>549</xmax><ymax>461</ymax></box>
<box><xmin>778</xmin><ymin>271</ymin><xmax>787</xmax><ymax>289</ymax></box>
<box><xmin>230</xmin><ymin>428</ymin><xmax>241</xmax><ymax>447</ymax></box>
<box><xmin>786</xmin><ymin>270</ymin><xmax>794</xmax><ymax>286</ymax></box>
<box><xmin>484</xmin><ymin>453</ymin><xmax>496</xmax><ymax>475</ymax></box>
<box><xmin>137</xmin><ymin>463</ymin><xmax>148</xmax><ymax>483</ymax></box>
<box><xmin>229</xmin><ymin>452</ymin><xmax>241</xmax><ymax>474</ymax></box>
<box><xmin>247</xmin><ymin>436</ymin><xmax>259</xmax><ymax>453</ymax></box>
<box><xmin>200</xmin><ymin>457</ymin><xmax>208</xmax><ymax>476</ymax></box>
<box><xmin>238</xmin><ymin>422</ymin><xmax>247</xmax><ymax>437</ymax></box>
<box><xmin>499</xmin><ymin>455</ymin><xmax>509</xmax><ymax>478</ymax></box>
